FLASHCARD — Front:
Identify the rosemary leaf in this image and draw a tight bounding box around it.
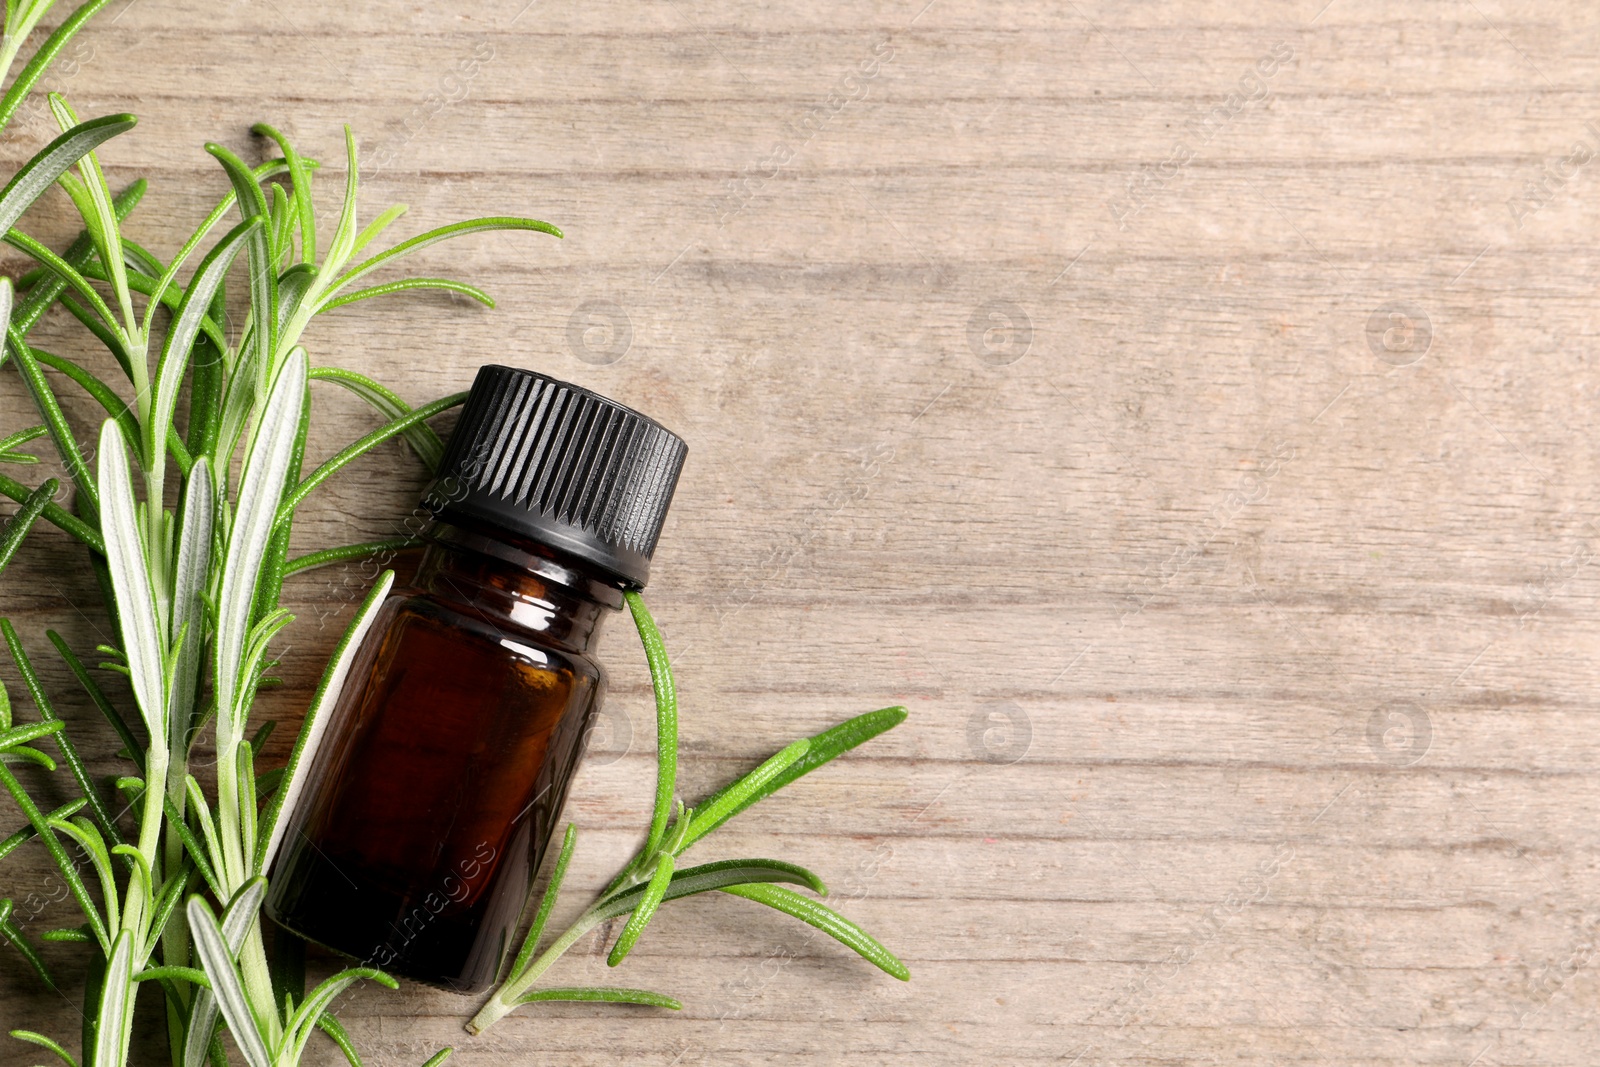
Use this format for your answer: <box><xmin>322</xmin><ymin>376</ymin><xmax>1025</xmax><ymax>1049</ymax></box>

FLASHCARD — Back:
<box><xmin>46</xmin><ymin>631</ymin><xmax>142</xmax><ymax>773</ymax></box>
<box><xmin>283</xmin><ymin>537</ymin><xmax>419</xmax><ymax>577</ymax></box>
<box><xmin>0</xmin><ymin>914</ymin><xmax>53</xmax><ymax>990</ymax></box>
<box><xmin>95</xmin><ymin>421</ymin><xmax>165</xmax><ymax>747</ymax></box>
<box><xmin>254</xmin><ymin>571</ymin><xmax>395</xmax><ymax>875</ymax></box>
<box><xmin>182</xmin><ymin>879</ymin><xmax>266</xmax><ymax>1067</ymax></box>
<box><xmin>0</xmin><ymin>471</ymin><xmax>101</xmax><ymax>553</ymax></box>
<box><xmin>509</xmin><ymin>822</ymin><xmax>577</xmax><ymax>979</ymax></box>
<box><xmin>50</xmin><ymin>816</ymin><xmax>117</xmax><ymax>931</ymax></box>
<box><xmin>514</xmin><ymin>987</ymin><xmax>681</xmax><ymax>1009</ymax></box>
<box><xmin>676</xmin><ymin>737</ymin><xmax>809</xmax><ymax>855</ymax></box>
<box><xmin>133</xmin><ymin>966</ymin><xmax>210</xmax><ymax>987</ymax></box>
<box><xmin>275</xmin><ymin>263</ymin><xmax>315</xmax><ymax>335</ymax></box>
<box><xmin>0</xmin><ymin>424</ymin><xmax>47</xmax><ymax>454</ymax></box>
<box><xmin>0</xmin><ymin>743</ymin><xmax>54</xmax><ymax>769</ymax></box>
<box><xmin>320</xmin><ymin>276</ymin><xmax>493</xmax><ymax>312</ymax></box>
<box><xmin>274</xmin><ymin>390</ymin><xmax>466</xmax><ymax>521</ymax></box>
<box><xmin>118</xmin><ymin>237</ymin><xmax>165</xmax><ymax>278</ymax></box>
<box><xmin>0</xmin><ymin>620</ymin><xmax>121</xmax><ymax>845</ymax></box>
<box><xmin>169</xmin><ymin>459</ymin><xmax>213</xmax><ymax>761</ymax></box>
<box><xmin>143</xmin><ymin>869</ymin><xmax>190</xmax><ymax>961</ymax></box>
<box><xmin>307</xmin><ymin>365</ymin><xmax>446</xmax><ymax>468</ymax></box>
<box><xmin>6</xmin><ymin>1027</ymin><xmax>76</xmax><ymax>1066</ymax></box>
<box><xmin>607</xmin><ymin>851</ymin><xmax>675</xmax><ymax>967</ymax></box>
<box><xmin>247</xmin><ymin>388</ymin><xmax>311</xmax><ymax>626</ymax></box>
<box><xmin>0</xmin><ymin>477</ymin><xmax>54</xmax><ymax>575</ymax></box>
<box><xmin>5</xmin><ymin>229</ymin><xmax>122</xmax><ymax>341</ymax></box>
<box><xmin>214</xmin><ymin>349</ymin><xmax>306</xmax><ymax>749</ymax></box>
<box><xmin>0</xmin><ymin>718</ymin><xmax>64</xmax><ymax>749</ymax></box>
<box><xmin>349</xmin><ymin>202</ymin><xmax>407</xmax><ymax>258</ymax></box>
<box><xmin>148</xmin><ymin>215</ymin><xmax>260</xmax><ymax>477</ymax></box>
<box><xmin>0</xmin><ymin>111</ymin><xmax>134</xmax><ymax>239</ymax></box>
<box><xmin>625</xmin><ymin>591</ymin><xmax>678</xmax><ymax>864</ymax></box>
<box><xmin>161</xmin><ymin>794</ymin><xmax>221</xmax><ymax>899</ymax></box>
<box><xmin>53</xmin><ymin>290</ymin><xmax>129</xmax><ymax>368</ymax></box>
<box><xmin>47</xmin><ymin>95</ymin><xmax>132</xmax><ymax>330</ymax></box>
<box><xmin>0</xmin><ymin>0</ymin><xmax>111</xmax><ymax>130</ymax></box>
<box><xmin>323</xmin><ymin>216</ymin><xmax>561</xmax><ymax>303</ymax></box>
<box><xmin>719</xmin><ymin>883</ymin><xmax>910</xmax><ymax>981</ymax></box>
<box><xmin>595</xmin><ymin>858</ymin><xmax>827</xmax><ymax>920</ymax></box>
<box><xmin>314</xmin><ymin>1014</ymin><xmax>362</xmax><ymax>1067</ymax></box>
<box><xmin>12</xmin><ymin>178</ymin><xmax>145</xmax><ymax>338</ymax></box>
<box><xmin>90</xmin><ymin>931</ymin><xmax>133</xmax><ymax>1067</ymax></box>
<box><xmin>0</xmin><ymin>799</ymin><xmax>84</xmax><ymax>863</ymax></box>
<box><xmin>187</xmin><ymin>894</ymin><xmax>273</xmax><ymax>1067</ymax></box>
<box><xmin>320</xmin><ymin>126</ymin><xmax>361</xmax><ymax>281</ymax></box>
<box><xmin>206</xmin><ymin>142</ymin><xmax>278</xmax><ymax>369</ymax></box>
<box><xmin>249</xmin><ymin>123</ymin><xmax>316</xmax><ymax>261</ymax></box>
<box><xmin>282</xmin><ymin>967</ymin><xmax>398</xmax><ymax>1063</ymax></box>
<box><xmin>29</xmin><ymin>348</ymin><xmax>140</xmax><ymax>450</ymax></box>
<box><xmin>687</xmin><ymin>706</ymin><xmax>908</xmax><ymax>847</ymax></box>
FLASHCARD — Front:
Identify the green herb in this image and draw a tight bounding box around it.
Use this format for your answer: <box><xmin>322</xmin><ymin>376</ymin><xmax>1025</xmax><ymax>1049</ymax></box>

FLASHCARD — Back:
<box><xmin>467</xmin><ymin>592</ymin><xmax>909</xmax><ymax>1034</ymax></box>
<box><xmin>0</xmin><ymin>9</ymin><xmax>908</xmax><ymax>1063</ymax></box>
<box><xmin>0</xmin><ymin>81</ymin><xmax>556</xmax><ymax>1062</ymax></box>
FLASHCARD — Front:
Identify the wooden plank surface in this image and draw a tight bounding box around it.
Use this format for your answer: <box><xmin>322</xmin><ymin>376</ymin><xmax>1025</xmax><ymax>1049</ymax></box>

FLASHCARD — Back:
<box><xmin>2</xmin><ymin>0</ymin><xmax>1600</xmax><ymax>1063</ymax></box>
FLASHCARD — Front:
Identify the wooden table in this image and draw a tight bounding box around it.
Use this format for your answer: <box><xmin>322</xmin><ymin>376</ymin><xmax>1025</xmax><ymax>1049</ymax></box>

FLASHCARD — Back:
<box><xmin>1</xmin><ymin>1</ymin><xmax>1597</xmax><ymax>1063</ymax></box>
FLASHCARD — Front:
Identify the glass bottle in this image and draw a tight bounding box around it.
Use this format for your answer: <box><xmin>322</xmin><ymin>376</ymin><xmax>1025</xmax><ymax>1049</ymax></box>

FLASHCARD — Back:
<box><xmin>265</xmin><ymin>365</ymin><xmax>687</xmax><ymax>993</ymax></box>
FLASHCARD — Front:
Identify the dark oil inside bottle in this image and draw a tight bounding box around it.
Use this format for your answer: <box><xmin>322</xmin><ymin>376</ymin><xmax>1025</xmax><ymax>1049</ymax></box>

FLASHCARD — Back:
<box><xmin>265</xmin><ymin>522</ymin><xmax>622</xmax><ymax>993</ymax></box>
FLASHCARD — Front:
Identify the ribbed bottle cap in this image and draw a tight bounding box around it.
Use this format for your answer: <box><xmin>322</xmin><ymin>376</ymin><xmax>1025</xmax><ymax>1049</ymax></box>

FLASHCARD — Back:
<box><xmin>425</xmin><ymin>366</ymin><xmax>687</xmax><ymax>588</ymax></box>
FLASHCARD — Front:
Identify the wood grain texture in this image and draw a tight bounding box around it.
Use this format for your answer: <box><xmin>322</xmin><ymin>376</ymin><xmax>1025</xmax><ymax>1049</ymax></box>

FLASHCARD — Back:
<box><xmin>1</xmin><ymin>0</ymin><xmax>1599</xmax><ymax>1063</ymax></box>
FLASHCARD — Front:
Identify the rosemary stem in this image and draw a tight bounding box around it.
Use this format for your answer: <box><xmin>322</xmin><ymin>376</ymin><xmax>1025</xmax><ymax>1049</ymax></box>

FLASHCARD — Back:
<box><xmin>466</xmin><ymin>906</ymin><xmax>607</xmax><ymax>1034</ymax></box>
<box><xmin>127</xmin><ymin>334</ymin><xmax>151</xmax><ymax>439</ymax></box>
<box><xmin>216</xmin><ymin>741</ymin><xmax>245</xmax><ymax>889</ymax></box>
<box><xmin>160</xmin><ymin>751</ymin><xmax>192</xmax><ymax>1002</ymax></box>
<box><xmin>127</xmin><ymin>747</ymin><xmax>170</xmax><ymax>933</ymax></box>
<box><xmin>0</xmin><ymin>39</ymin><xmax>23</xmax><ymax>96</ymax></box>
<box><xmin>216</xmin><ymin>735</ymin><xmax>280</xmax><ymax>1042</ymax></box>
<box><xmin>601</xmin><ymin>856</ymin><xmax>654</xmax><ymax>900</ymax></box>
<box><xmin>92</xmin><ymin>929</ymin><xmax>134</xmax><ymax>1067</ymax></box>
<box><xmin>238</xmin><ymin>918</ymin><xmax>281</xmax><ymax>1046</ymax></box>
<box><xmin>161</xmin><ymin>743</ymin><xmax>189</xmax><ymax>927</ymax></box>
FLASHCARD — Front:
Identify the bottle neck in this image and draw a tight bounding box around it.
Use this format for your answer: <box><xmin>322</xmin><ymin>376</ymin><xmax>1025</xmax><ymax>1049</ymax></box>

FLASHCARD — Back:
<box><xmin>417</xmin><ymin>518</ymin><xmax>625</xmax><ymax>656</ymax></box>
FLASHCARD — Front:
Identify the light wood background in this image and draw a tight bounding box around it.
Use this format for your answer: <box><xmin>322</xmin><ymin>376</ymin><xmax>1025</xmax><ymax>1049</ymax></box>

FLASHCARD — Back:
<box><xmin>2</xmin><ymin>0</ymin><xmax>1599</xmax><ymax>1063</ymax></box>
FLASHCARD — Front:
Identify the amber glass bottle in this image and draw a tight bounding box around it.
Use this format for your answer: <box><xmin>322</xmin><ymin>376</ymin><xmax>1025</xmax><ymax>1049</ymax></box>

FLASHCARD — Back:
<box><xmin>265</xmin><ymin>366</ymin><xmax>687</xmax><ymax>993</ymax></box>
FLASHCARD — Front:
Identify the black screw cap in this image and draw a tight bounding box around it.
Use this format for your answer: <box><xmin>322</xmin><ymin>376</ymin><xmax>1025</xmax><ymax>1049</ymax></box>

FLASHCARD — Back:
<box><xmin>427</xmin><ymin>365</ymin><xmax>687</xmax><ymax>587</ymax></box>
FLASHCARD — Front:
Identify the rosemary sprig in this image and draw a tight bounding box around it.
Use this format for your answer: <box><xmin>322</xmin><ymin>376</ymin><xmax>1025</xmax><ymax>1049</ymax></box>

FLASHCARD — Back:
<box><xmin>467</xmin><ymin>592</ymin><xmax>909</xmax><ymax>1034</ymax></box>
<box><xmin>0</xmin><ymin>102</ymin><xmax>555</xmax><ymax>1066</ymax></box>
